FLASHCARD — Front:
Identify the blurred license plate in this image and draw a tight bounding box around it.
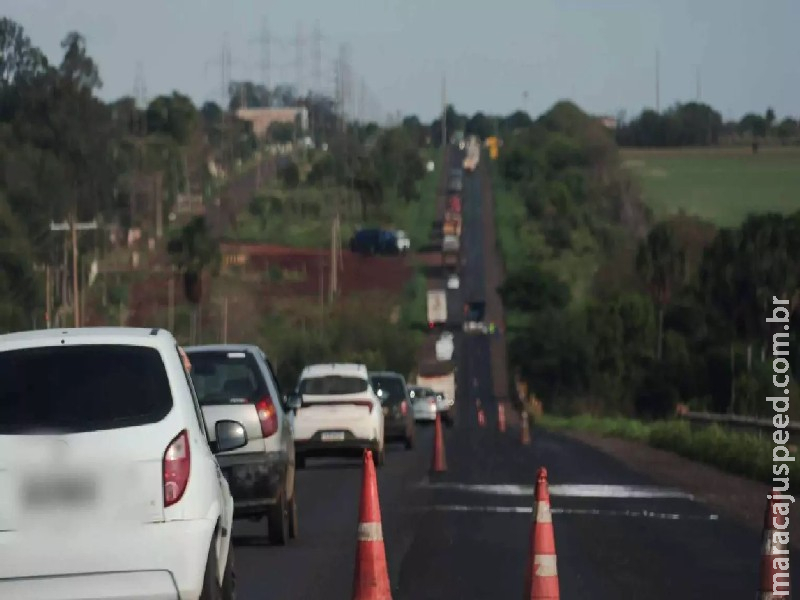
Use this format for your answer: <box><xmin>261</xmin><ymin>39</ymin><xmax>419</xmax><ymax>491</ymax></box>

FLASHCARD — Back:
<box><xmin>321</xmin><ymin>432</ymin><xmax>345</xmax><ymax>442</ymax></box>
<box><xmin>23</xmin><ymin>474</ymin><xmax>96</xmax><ymax>508</ymax></box>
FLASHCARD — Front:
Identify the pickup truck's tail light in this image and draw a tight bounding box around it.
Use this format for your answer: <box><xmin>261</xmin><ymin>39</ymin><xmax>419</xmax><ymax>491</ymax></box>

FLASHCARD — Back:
<box><xmin>163</xmin><ymin>430</ymin><xmax>191</xmax><ymax>507</ymax></box>
<box><xmin>256</xmin><ymin>396</ymin><xmax>279</xmax><ymax>437</ymax></box>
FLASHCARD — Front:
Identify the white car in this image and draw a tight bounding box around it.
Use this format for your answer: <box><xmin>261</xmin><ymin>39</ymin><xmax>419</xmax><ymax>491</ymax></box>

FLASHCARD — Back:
<box><xmin>291</xmin><ymin>363</ymin><xmax>385</xmax><ymax>467</ymax></box>
<box><xmin>0</xmin><ymin>327</ymin><xmax>239</xmax><ymax>600</ymax></box>
<box><xmin>447</xmin><ymin>274</ymin><xmax>460</xmax><ymax>289</ymax></box>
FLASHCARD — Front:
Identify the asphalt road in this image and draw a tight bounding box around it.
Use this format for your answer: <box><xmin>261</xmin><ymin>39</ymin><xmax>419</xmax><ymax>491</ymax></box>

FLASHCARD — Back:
<box><xmin>232</xmin><ymin>148</ymin><xmax>799</xmax><ymax>599</ymax></box>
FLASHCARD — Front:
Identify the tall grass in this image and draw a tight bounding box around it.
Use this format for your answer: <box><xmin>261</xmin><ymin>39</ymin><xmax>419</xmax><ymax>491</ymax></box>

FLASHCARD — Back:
<box><xmin>537</xmin><ymin>414</ymin><xmax>800</xmax><ymax>491</ymax></box>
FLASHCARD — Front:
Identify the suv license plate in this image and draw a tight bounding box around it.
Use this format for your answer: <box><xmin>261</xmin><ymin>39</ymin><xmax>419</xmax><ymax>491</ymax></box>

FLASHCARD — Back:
<box><xmin>321</xmin><ymin>431</ymin><xmax>345</xmax><ymax>442</ymax></box>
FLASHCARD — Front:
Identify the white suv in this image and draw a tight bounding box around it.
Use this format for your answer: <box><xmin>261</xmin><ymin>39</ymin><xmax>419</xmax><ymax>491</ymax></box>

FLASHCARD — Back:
<box><xmin>289</xmin><ymin>363</ymin><xmax>385</xmax><ymax>468</ymax></box>
<box><xmin>0</xmin><ymin>327</ymin><xmax>240</xmax><ymax>600</ymax></box>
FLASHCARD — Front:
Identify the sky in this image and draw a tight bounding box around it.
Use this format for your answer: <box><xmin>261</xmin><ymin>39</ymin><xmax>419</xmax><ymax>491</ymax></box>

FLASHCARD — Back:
<box><xmin>2</xmin><ymin>0</ymin><xmax>798</xmax><ymax>123</ymax></box>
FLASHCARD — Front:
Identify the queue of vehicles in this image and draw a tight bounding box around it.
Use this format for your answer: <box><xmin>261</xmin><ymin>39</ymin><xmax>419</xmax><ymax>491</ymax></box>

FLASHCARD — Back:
<box><xmin>0</xmin><ymin>325</ymin><xmax>458</xmax><ymax>600</ymax></box>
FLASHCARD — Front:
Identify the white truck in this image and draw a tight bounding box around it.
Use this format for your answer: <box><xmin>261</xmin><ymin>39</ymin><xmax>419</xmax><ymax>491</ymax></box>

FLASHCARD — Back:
<box><xmin>427</xmin><ymin>289</ymin><xmax>447</xmax><ymax>327</ymax></box>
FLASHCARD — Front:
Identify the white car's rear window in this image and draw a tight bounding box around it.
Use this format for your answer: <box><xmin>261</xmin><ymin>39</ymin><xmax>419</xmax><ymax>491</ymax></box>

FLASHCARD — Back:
<box><xmin>299</xmin><ymin>375</ymin><xmax>368</xmax><ymax>395</ymax></box>
<box><xmin>0</xmin><ymin>345</ymin><xmax>173</xmax><ymax>434</ymax></box>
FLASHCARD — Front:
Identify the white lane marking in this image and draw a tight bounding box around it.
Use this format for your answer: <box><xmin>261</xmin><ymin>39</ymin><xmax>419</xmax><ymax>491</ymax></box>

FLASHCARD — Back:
<box><xmin>419</xmin><ymin>504</ymin><xmax>719</xmax><ymax>521</ymax></box>
<box><xmin>416</xmin><ymin>482</ymin><xmax>694</xmax><ymax>500</ymax></box>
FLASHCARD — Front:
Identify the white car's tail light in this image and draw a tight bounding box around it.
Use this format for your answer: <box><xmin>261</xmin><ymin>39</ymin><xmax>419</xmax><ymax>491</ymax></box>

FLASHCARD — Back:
<box><xmin>163</xmin><ymin>430</ymin><xmax>191</xmax><ymax>507</ymax></box>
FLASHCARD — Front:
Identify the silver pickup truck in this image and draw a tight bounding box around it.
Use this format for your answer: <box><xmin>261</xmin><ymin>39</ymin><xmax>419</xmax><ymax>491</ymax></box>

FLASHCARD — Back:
<box><xmin>185</xmin><ymin>344</ymin><xmax>300</xmax><ymax>545</ymax></box>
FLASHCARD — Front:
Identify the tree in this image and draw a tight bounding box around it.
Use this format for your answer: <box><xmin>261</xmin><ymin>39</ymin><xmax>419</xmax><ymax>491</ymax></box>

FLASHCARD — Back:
<box><xmin>167</xmin><ymin>216</ymin><xmax>220</xmax><ymax>304</ymax></box>
<box><xmin>0</xmin><ymin>17</ymin><xmax>48</xmax><ymax>89</ymax></box>
<box><xmin>636</xmin><ymin>223</ymin><xmax>686</xmax><ymax>361</ymax></box>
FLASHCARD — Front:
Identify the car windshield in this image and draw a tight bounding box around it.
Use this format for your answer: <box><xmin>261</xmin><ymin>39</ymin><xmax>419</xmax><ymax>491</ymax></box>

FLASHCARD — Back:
<box><xmin>187</xmin><ymin>350</ymin><xmax>267</xmax><ymax>405</ymax></box>
<box><xmin>0</xmin><ymin>344</ymin><xmax>172</xmax><ymax>434</ymax></box>
<box><xmin>370</xmin><ymin>376</ymin><xmax>406</xmax><ymax>404</ymax></box>
<box><xmin>299</xmin><ymin>375</ymin><xmax>368</xmax><ymax>395</ymax></box>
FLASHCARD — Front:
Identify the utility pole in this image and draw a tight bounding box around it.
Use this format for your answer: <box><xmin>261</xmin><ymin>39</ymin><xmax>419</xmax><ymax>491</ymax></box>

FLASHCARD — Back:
<box><xmin>258</xmin><ymin>18</ymin><xmax>271</xmax><ymax>97</ymax></box>
<box><xmin>45</xmin><ymin>265</ymin><xmax>52</xmax><ymax>328</ymax></box>
<box><xmin>221</xmin><ymin>296</ymin><xmax>229</xmax><ymax>343</ymax></box>
<box><xmin>50</xmin><ymin>218</ymin><xmax>98</xmax><ymax>328</ymax></box>
<box><xmin>655</xmin><ymin>48</ymin><xmax>660</xmax><ymax>113</ymax></box>
<box><xmin>311</xmin><ymin>21</ymin><xmax>322</xmax><ymax>96</ymax></box>
<box><xmin>295</xmin><ymin>21</ymin><xmax>305</xmax><ymax>99</ymax></box>
<box><xmin>442</xmin><ymin>73</ymin><xmax>447</xmax><ymax>149</ymax></box>
<box><xmin>696</xmin><ymin>67</ymin><xmax>701</xmax><ymax>102</ymax></box>
<box><xmin>168</xmin><ymin>266</ymin><xmax>175</xmax><ymax>332</ymax></box>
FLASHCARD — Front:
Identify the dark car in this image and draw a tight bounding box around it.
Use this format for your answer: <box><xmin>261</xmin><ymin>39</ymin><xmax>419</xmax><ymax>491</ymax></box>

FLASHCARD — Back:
<box><xmin>185</xmin><ymin>344</ymin><xmax>299</xmax><ymax>545</ymax></box>
<box><xmin>350</xmin><ymin>228</ymin><xmax>399</xmax><ymax>256</ymax></box>
<box><xmin>370</xmin><ymin>371</ymin><xmax>415</xmax><ymax>449</ymax></box>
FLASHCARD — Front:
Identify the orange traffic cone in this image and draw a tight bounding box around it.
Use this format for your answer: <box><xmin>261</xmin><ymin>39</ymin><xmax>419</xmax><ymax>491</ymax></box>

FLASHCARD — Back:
<box><xmin>757</xmin><ymin>494</ymin><xmax>790</xmax><ymax>598</ymax></box>
<box><xmin>352</xmin><ymin>449</ymin><xmax>392</xmax><ymax>600</ymax></box>
<box><xmin>431</xmin><ymin>412</ymin><xmax>447</xmax><ymax>473</ymax></box>
<box><xmin>524</xmin><ymin>467</ymin><xmax>559</xmax><ymax>600</ymax></box>
<box><xmin>521</xmin><ymin>414</ymin><xmax>531</xmax><ymax>445</ymax></box>
<box><xmin>498</xmin><ymin>403</ymin><xmax>506</xmax><ymax>433</ymax></box>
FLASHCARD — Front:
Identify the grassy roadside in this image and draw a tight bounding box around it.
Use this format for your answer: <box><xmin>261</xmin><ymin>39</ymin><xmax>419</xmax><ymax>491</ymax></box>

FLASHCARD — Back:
<box><xmin>537</xmin><ymin>414</ymin><xmax>799</xmax><ymax>491</ymax></box>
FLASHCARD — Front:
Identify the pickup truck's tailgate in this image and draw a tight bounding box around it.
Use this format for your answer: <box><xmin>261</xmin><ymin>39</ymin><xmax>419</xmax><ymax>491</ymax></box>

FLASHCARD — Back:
<box><xmin>201</xmin><ymin>404</ymin><xmax>263</xmax><ymax>453</ymax></box>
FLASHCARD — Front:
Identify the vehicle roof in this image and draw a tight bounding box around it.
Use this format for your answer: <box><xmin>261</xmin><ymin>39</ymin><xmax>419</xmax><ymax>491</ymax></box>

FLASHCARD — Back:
<box><xmin>370</xmin><ymin>371</ymin><xmax>407</xmax><ymax>381</ymax></box>
<box><xmin>301</xmin><ymin>363</ymin><xmax>368</xmax><ymax>378</ymax></box>
<box><xmin>0</xmin><ymin>327</ymin><xmax>176</xmax><ymax>352</ymax></box>
<box><xmin>184</xmin><ymin>344</ymin><xmax>263</xmax><ymax>355</ymax></box>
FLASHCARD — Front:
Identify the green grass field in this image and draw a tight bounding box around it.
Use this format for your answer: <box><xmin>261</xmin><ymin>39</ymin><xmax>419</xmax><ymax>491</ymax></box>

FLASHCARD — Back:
<box><xmin>621</xmin><ymin>146</ymin><xmax>800</xmax><ymax>228</ymax></box>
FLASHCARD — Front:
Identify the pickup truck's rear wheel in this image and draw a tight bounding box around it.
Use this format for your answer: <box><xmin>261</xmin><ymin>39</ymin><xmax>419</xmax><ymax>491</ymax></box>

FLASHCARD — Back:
<box><xmin>267</xmin><ymin>493</ymin><xmax>290</xmax><ymax>546</ymax></box>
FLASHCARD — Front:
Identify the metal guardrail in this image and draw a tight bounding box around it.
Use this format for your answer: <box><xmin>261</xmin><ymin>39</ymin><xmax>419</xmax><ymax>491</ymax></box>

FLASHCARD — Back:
<box><xmin>679</xmin><ymin>411</ymin><xmax>800</xmax><ymax>435</ymax></box>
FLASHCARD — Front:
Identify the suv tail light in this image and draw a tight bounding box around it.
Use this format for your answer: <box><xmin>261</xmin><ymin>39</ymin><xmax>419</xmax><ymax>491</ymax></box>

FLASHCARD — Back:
<box><xmin>400</xmin><ymin>401</ymin><xmax>408</xmax><ymax>416</ymax></box>
<box><xmin>163</xmin><ymin>430</ymin><xmax>191</xmax><ymax>508</ymax></box>
<box><xmin>256</xmin><ymin>397</ymin><xmax>279</xmax><ymax>438</ymax></box>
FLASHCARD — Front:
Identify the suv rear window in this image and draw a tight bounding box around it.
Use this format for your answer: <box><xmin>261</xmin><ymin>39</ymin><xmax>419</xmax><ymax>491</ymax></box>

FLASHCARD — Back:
<box><xmin>299</xmin><ymin>375</ymin><xmax>368</xmax><ymax>395</ymax></box>
<box><xmin>0</xmin><ymin>344</ymin><xmax>172</xmax><ymax>434</ymax></box>
<box><xmin>187</xmin><ymin>351</ymin><xmax>267</xmax><ymax>405</ymax></box>
<box><xmin>370</xmin><ymin>376</ymin><xmax>406</xmax><ymax>404</ymax></box>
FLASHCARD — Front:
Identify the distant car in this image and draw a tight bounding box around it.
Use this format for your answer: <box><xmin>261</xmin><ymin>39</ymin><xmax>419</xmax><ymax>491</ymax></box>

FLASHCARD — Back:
<box><xmin>395</xmin><ymin>230</ymin><xmax>411</xmax><ymax>253</ymax></box>
<box><xmin>443</xmin><ymin>234</ymin><xmax>459</xmax><ymax>253</ymax></box>
<box><xmin>350</xmin><ymin>228</ymin><xmax>399</xmax><ymax>256</ymax></box>
<box><xmin>291</xmin><ymin>363</ymin><xmax>386</xmax><ymax>467</ymax></box>
<box><xmin>185</xmin><ymin>344</ymin><xmax>298</xmax><ymax>545</ymax></box>
<box><xmin>447</xmin><ymin>176</ymin><xmax>463</xmax><ymax>194</ymax></box>
<box><xmin>464</xmin><ymin>300</ymin><xmax>488</xmax><ymax>334</ymax></box>
<box><xmin>447</xmin><ymin>274</ymin><xmax>460</xmax><ymax>289</ymax></box>
<box><xmin>369</xmin><ymin>372</ymin><xmax>415</xmax><ymax>450</ymax></box>
<box><xmin>0</xmin><ymin>327</ymin><xmax>238</xmax><ymax>600</ymax></box>
<box><xmin>408</xmin><ymin>386</ymin><xmax>438</xmax><ymax>422</ymax></box>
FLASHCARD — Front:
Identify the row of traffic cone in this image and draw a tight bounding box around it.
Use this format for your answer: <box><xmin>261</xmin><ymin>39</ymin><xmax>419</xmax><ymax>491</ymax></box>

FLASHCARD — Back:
<box><xmin>475</xmin><ymin>397</ymin><xmax>532</xmax><ymax>447</ymax></box>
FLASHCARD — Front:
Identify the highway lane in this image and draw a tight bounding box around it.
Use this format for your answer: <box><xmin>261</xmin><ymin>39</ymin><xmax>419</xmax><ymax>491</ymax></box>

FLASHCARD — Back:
<box><xmin>231</xmin><ymin>146</ymin><xmax>798</xmax><ymax>599</ymax></box>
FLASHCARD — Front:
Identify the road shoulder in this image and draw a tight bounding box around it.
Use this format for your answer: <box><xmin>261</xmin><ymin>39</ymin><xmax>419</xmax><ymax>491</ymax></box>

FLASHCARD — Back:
<box><xmin>552</xmin><ymin>429</ymin><xmax>800</xmax><ymax>547</ymax></box>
